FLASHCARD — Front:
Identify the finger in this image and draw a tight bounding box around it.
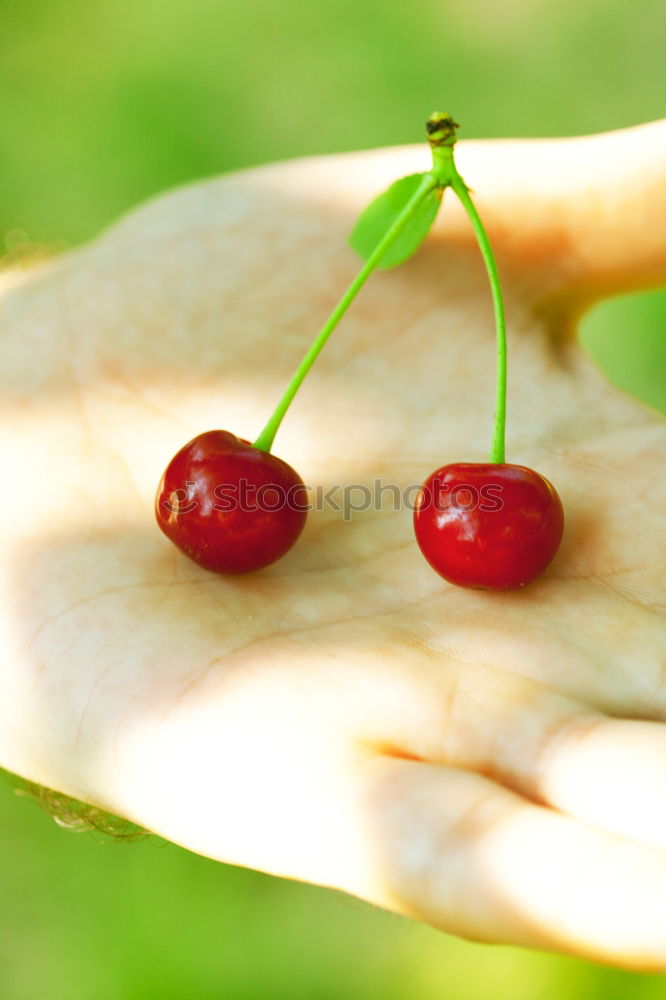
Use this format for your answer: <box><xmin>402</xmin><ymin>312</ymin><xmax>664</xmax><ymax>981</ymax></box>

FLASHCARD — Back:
<box><xmin>525</xmin><ymin>716</ymin><xmax>666</xmax><ymax>849</ymax></box>
<box><xmin>357</xmin><ymin>586</ymin><xmax>666</xmax><ymax>849</ymax></box>
<box><xmin>451</xmin><ymin>120</ymin><xmax>666</xmax><ymax>311</ymax></box>
<box><xmin>362</xmin><ymin>757</ymin><xmax>666</xmax><ymax>970</ymax></box>
<box><xmin>368</xmin><ymin>640</ymin><xmax>666</xmax><ymax>848</ymax></box>
<box><xmin>434</xmin><ymin>676</ymin><xmax>666</xmax><ymax>849</ymax></box>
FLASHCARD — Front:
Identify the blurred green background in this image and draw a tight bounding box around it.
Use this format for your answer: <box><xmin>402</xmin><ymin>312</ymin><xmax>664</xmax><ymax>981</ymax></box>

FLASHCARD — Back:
<box><xmin>1</xmin><ymin>0</ymin><xmax>665</xmax><ymax>997</ymax></box>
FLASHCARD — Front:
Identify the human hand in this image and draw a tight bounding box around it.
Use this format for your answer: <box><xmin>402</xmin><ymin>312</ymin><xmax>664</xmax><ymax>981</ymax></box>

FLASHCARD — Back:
<box><xmin>1</xmin><ymin>121</ymin><xmax>665</xmax><ymax>969</ymax></box>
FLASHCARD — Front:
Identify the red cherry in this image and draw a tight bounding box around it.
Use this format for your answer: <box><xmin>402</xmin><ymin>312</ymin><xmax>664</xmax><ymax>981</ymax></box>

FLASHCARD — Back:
<box><xmin>413</xmin><ymin>462</ymin><xmax>564</xmax><ymax>590</ymax></box>
<box><xmin>155</xmin><ymin>430</ymin><xmax>308</xmax><ymax>574</ymax></box>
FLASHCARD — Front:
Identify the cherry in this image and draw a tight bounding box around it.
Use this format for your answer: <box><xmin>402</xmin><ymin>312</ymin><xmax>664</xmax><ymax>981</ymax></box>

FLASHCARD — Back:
<box><xmin>155</xmin><ymin>430</ymin><xmax>307</xmax><ymax>574</ymax></box>
<box><xmin>410</xmin><ymin>114</ymin><xmax>566</xmax><ymax>590</ymax></box>
<box><xmin>413</xmin><ymin>462</ymin><xmax>564</xmax><ymax>590</ymax></box>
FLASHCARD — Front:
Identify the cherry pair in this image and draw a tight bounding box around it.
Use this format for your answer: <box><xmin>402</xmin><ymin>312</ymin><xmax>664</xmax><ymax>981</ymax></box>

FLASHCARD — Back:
<box><xmin>156</xmin><ymin>435</ymin><xmax>563</xmax><ymax>589</ymax></box>
<box><xmin>155</xmin><ymin>114</ymin><xmax>564</xmax><ymax>591</ymax></box>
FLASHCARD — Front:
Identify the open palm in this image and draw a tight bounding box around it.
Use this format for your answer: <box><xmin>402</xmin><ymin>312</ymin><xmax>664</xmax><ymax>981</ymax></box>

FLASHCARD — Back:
<box><xmin>1</xmin><ymin>121</ymin><xmax>665</xmax><ymax>969</ymax></box>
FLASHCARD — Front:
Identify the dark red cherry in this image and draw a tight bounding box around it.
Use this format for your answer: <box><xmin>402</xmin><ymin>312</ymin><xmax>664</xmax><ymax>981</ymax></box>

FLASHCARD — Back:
<box><xmin>413</xmin><ymin>462</ymin><xmax>564</xmax><ymax>590</ymax></box>
<box><xmin>155</xmin><ymin>430</ymin><xmax>308</xmax><ymax>574</ymax></box>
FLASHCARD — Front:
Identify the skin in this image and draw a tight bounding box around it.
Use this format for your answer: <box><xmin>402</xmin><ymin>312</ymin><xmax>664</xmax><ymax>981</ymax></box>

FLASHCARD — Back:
<box><xmin>0</xmin><ymin>121</ymin><xmax>665</xmax><ymax>969</ymax></box>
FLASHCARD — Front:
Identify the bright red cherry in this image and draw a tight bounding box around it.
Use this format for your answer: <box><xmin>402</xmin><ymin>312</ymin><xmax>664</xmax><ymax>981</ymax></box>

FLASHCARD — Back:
<box><xmin>155</xmin><ymin>430</ymin><xmax>308</xmax><ymax>574</ymax></box>
<box><xmin>413</xmin><ymin>462</ymin><xmax>564</xmax><ymax>590</ymax></box>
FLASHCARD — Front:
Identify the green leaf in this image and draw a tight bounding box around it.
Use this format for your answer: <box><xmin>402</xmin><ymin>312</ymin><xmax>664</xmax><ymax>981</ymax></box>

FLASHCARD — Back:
<box><xmin>349</xmin><ymin>173</ymin><xmax>443</xmax><ymax>269</ymax></box>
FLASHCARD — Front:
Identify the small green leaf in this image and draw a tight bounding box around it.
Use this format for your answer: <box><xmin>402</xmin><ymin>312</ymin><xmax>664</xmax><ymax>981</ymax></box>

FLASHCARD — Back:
<box><xmin>349</xmin><ymin>173</ymin><xmax>443</xmax><ymax>269</ymax></box>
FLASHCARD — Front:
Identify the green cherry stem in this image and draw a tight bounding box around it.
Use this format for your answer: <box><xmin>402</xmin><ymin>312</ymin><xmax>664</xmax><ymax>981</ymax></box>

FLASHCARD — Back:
<box><xmin>450</xmin><ymin>172</ymin><xmax>507</xmax><ymax>464</ymax></box>
<box><xmin>427</xmin><ymin>112</ymin><xmax>507</xmax><ymax>465</ymax></box>
<box><xmin>253</xmin><ymin>171</ymin><xmax>438</xmax><ymax>453</ymax></box>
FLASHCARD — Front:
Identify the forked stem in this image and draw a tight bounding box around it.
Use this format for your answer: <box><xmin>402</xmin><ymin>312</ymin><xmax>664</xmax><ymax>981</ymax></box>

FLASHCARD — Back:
<box><xmin>255</xmin><ymin>112</ymin><xmax>508</xmax><ymax>464</ymax></box>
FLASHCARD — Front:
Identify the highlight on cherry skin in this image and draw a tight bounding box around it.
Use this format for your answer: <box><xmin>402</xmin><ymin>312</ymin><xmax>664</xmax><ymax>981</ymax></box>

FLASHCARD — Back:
<box><xmin>155</xmin><ymin>430</ymin><xmax>308</xmax><ymax>574</ymax></box>
<box><xmin>413</xmin><ymin>462</ymin><xmax>565</xmax><ymax>590</ymax></box>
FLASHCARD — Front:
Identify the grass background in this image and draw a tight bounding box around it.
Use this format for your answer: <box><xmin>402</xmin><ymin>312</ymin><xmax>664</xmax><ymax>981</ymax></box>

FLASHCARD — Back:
<box><xmin>1</xmin><ymin>0</ymin><xmax>665</xmax><ymax>996</ymax></box>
